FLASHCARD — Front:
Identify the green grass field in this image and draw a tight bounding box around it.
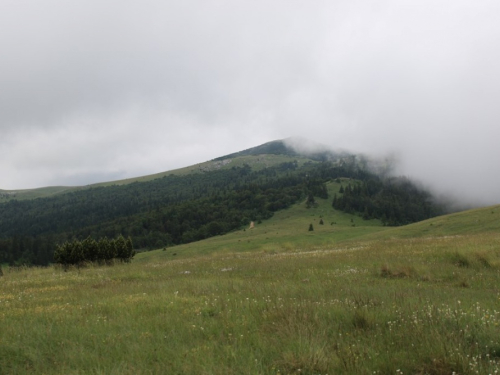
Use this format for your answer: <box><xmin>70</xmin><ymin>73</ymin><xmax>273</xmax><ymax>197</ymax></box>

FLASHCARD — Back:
<box><xmin>1</xmin><ymin>185</ymin><xmax>499</xmax><ymax>374</ymax></box>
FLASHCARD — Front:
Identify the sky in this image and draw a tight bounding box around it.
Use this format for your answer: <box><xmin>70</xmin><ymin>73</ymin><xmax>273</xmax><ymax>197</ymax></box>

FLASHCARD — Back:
<box><xmin>1</xmin><ymin>1</ymin><xmax>499</xmax><ymax>206</ymax></box>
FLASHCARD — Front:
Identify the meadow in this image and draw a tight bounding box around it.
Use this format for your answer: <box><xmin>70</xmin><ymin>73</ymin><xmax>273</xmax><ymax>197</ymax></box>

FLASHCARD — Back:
<box><xmin>1</xmin><ymin>188</ymin><xmax>499</xmax><ymax>374</ymax></box>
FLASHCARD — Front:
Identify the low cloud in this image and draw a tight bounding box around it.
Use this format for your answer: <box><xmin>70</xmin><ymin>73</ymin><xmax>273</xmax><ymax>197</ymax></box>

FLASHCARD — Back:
<box><xmin>0</xmin><ymin>1</ymin><xmax>499</xmax><ymax>207</ymax></box>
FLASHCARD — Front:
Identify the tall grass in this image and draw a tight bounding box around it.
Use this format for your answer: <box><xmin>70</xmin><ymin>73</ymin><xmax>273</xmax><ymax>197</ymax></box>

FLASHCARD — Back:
<box><xmin>2</xmin><ymin>199</ymin><xmax>500</xmax><ymax>374</ymax></box>
<box><xmin>2</xmin><ymin>229</ymin><xmax>500</xmax><ymax>374</ymax></box>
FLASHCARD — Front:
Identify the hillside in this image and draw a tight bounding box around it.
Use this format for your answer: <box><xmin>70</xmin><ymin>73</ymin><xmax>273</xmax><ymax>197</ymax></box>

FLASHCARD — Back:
<box><xmin>0</xmin><ymin>152</ymin><xmax>315</xmax><ymax>202</ymax></box>
<box><xmin>0</xmin><ymin>186</ymin><xmax>77</xmax><ymax>202</ymax></box>
<box><xmin>137</xmin><ymin>186</ymin><xmax>500</xmax><ymax>263</ymax></box>
<box><xmin>138</xmin><ymin>179</ymin><xmax>388</xmax><ymax>261</ymax></box>
<box><xmin>363</xmin><ymin>203</ymin><xmax>500</xmax><ymax>239</ymax></box>
<box><xmin>212</xmin><ymin>137</ymin><xmax>348</xmax><ymax>162</ymax></box>
<box><xmin>0</xmin><ymin>139</ymin><xmax>445</xmax><ymax>266</ymax></box>
<box><xmin>0</xmin><ymin>139</ymin><xmax>335</xmax><ymax>202</ymax></box>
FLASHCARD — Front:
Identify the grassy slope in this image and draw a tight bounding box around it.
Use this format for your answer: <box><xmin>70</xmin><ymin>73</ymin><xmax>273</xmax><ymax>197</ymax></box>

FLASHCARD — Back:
<box><xmin>137</xmin><ymin>179</ymin><xmax>385</xmax><ymax>261</ymax></box>
<box><xmin>0</xmin><ymin>186</ymin><xmax>76</xmax><ymax>201</ymax></box>
<box><xmin>93</xmin><ymin>154</ymin><xmax>316</xmax><ymax>187</ymax></box>
<box><xmin>365</xmin><ymin>204</ymin><xmax>500</xmax><ymax>239</ymax></box>
<box><xmin>1</xmin><ymin>189</ymin><xmax>499</xmax><ymax>374</ymax></box>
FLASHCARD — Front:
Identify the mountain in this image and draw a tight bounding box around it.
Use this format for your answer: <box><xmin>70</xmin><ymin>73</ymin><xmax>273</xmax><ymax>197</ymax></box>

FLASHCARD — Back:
<box><xmin>212</xmin><ymin>137</ymin><xmax>349</xmax><ymax>162</ymax></box>
<box><xmin>0</xmin><ymin>139</ymin><xmax>445</xmax><ymax>266</ymax></box>
<box><xmin>0</xmin><ymin>138</ymin><xmax>349</xmax><ymax>202</ymax></box>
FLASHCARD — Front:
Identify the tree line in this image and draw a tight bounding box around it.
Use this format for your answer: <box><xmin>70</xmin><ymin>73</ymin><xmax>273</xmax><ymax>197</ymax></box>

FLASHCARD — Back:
<box><xmin>332</xmin><ymin>178</ymin><xmax>444</xmax><ymax>225</ymax></box>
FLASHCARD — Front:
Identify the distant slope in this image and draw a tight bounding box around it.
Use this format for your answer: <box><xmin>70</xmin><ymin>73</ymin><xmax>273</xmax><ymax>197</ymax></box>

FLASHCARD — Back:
<box><xmin>364</xmin><ymin>203</ymin><xmax>500</xmax><ymax>240</ymax></box>
<box><xmin>91</xmin><ymin>154</ymin><xmax>318</xmax><ymax>188</ymax></box>
<box><xmin>213</xmin><ymin>140</ymin><xmax>299</xmax><ymax>159</ymax></box>
<box><xmin>213</xmin><ymin>138</ymin><xmax>348</xmax><ymax>162</ymax></box>
<box><xmin>0</xmin><ymin>139</ymin><xmax>327</xmax><ymax>202</ymax></box>
<box><xmin>0</xmin><ymin>186</ymin><xmax>78</xmax><ymax>202</ymax></box>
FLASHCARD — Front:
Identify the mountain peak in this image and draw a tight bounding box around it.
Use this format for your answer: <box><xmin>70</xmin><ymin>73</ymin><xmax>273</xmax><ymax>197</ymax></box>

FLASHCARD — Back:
<box><xmin>213</xmin><ymin>138</ymin><xmax>348</xmax><ymax>161</ymax></box>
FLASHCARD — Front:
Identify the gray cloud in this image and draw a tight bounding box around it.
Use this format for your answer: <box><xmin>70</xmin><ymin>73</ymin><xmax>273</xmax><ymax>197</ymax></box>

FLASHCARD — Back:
<box><xmin>1</xmin><ymin>1</ymin><xmax>499</xmax><ymax>206</ymax></box>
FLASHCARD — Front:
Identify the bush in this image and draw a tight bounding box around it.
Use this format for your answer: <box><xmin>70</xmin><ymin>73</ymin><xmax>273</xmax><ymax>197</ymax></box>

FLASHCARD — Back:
<box><xmin>54</xmin><ymin>236</ymin><xmax>135</xmax><ymax>267</ymax></box>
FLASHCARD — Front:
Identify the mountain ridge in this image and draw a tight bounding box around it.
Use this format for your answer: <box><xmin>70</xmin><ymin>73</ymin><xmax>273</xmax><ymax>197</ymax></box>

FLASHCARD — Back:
<box><xmin>0</xmin><ymin>138</ymin><xmax>349</xmax><ymax>202</ymax></box>
<box><xmin>0</xmin><ymin>138</ymin><xmax>316</xmax><ymax>197</ymax></box>
<box><xmin>0</xmin><ymin>138</ymin><xmax>446</xmax><ymax>266</ymax></box>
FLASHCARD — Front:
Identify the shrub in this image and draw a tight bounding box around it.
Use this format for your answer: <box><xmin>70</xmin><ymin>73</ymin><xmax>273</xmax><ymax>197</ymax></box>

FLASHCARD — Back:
<box><xmin>54</xmin><ymin>236</ymin><xmax>135</xmax><ymax>267</ymax></box>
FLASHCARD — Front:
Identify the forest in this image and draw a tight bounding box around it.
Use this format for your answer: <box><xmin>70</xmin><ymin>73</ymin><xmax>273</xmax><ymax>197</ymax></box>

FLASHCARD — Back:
<box><xmin>332</xmin><ymin>178</ymin><xmax>442</xmax><ymax>226</ymax></box>
<box><xmin>0</xmin><ymin>159</ymin><xmax>445</xmax><ymax>266</ymax></box>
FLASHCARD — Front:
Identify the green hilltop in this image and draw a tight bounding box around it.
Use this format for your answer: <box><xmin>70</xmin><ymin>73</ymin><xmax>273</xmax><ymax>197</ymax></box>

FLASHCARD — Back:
<box><xmin>0</xmin><ymin>138</ymin><xmax>349</xmax><ymax>202</ymax></box>
<box><xmin>0</xmin><ymin>153</ymin><xmax>305</xmax><ymax>201</ymax></box>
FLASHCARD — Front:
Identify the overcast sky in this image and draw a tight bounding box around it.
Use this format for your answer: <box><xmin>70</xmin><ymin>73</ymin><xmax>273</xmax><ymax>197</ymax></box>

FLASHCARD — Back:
<box><xmin>1</xmin><ymin>1</ymin><xmax>499</xmax><ymax>206</ymax></box>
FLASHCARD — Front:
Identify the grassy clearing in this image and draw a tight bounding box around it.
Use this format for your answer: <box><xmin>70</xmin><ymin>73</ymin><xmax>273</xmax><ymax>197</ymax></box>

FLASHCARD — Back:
<box><xmin>146</xmin><ymin>180</ymin><xmax>385</xmax><ymax>261</ymax></box>
<box><xmin>1</xmin><ymin>200</ymin><xmax>500</xmax><ymax>374</ymax></box>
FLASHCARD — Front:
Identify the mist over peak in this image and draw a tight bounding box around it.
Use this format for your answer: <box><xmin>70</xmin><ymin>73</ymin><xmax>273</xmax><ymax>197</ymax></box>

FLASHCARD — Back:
<box><xmin>0</xmin><ymin>1</ymin><xmax>498</xmax><ymax>206</ymax></box>
<box><xmin>285</xmin><ymin>135</ymin><xmax>499</xmax><ymax>208</ymax></box>
<box><xmin>283</xmin><ymin>137</ymin><xmax>334</xmax><ymax>155</ymax></box>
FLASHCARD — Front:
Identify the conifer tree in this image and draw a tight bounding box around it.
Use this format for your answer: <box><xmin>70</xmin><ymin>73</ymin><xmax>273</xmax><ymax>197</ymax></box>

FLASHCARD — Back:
<box><xmin>125</xmin><ymin>236</ymin><xmax>135</xmax><ymax>262</ymax></box>
<box><xmin>115</xmin><ymin>235</ymin><xmax>129</xmax><ymax>262</ymax></box>
<box><xmin>54</xmin><ymin>235</ymin><xmax>135</xmax><ymax>266</ymax></box>
<box><xmin>363</xmin><ymin>206</ymin><xmax>370</xmax><ymax>220</ymax></box>
<box><xmin>306</xmin><ymin>193</ymin><xmax>316</xmax><ymax>208</ymax></box>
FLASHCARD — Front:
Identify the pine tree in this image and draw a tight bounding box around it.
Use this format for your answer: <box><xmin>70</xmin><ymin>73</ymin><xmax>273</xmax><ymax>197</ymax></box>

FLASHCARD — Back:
<box><xmin>363</xmin><ymin>206</ymin><xmax>370</xmax><ymax>220</ymax></box>
<box><xmin>125</xmin><ymin>236</ymin><xmax>135</xmax><ymax>262</ymax></box>
<box><xmin>306</xmin><ymin>193</ymin><xmax>316</xmax><ymax>208</ymax></box>
<box><xmin>308</xmin><ymin>223</ymin><xmax>314</xmax><ymax>231</ymax></box>
<box><xmin>69</xmin><ymin>240</ymin><xmax>84</xmax><ymax>265</ymax></box>
<box><xmin>115</xmin><ymin>235</ymin><xmax>128</xmax><ymax>262</ymax></box>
